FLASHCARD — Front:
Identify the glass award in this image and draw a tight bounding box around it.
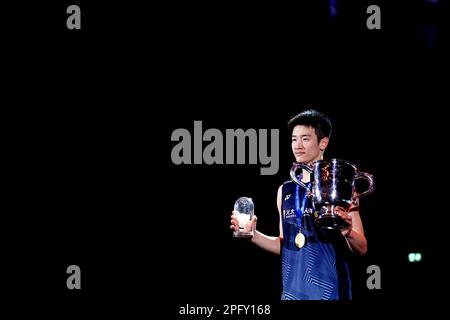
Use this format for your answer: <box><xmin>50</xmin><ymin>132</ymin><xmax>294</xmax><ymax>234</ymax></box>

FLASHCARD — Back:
<box><xmin>233</xmin><ymin>197</ymin><xmax>254</xmax><ymax>238</ymax></box>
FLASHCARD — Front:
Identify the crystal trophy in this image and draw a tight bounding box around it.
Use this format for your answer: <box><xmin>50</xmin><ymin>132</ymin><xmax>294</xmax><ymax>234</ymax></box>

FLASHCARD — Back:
<box><xmin>233</xmin><ymin>197</ymin><xmax>254</xmax><ymax>238</ymax></box>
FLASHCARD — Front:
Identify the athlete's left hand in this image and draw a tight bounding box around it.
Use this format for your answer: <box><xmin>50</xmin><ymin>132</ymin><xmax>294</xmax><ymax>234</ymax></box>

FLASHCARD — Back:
<box><xmin>335</xmin><ymin>206</ymin><xmax>352</xmax><ymax>237</ymax></box>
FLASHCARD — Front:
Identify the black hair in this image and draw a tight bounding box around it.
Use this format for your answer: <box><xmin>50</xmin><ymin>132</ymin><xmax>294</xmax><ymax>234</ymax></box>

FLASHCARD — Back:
<box><xmin>287</xmin><ymin>109</ymin><xmax>332</xmax><ymax>142</ymax></box>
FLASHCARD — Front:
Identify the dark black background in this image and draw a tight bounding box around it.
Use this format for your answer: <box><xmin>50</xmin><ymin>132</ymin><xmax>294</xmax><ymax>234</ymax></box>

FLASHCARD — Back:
<box><xmin>4</xmin><ymin>0</ymin><xmax>449</xmax><ymax>317</ymax></box>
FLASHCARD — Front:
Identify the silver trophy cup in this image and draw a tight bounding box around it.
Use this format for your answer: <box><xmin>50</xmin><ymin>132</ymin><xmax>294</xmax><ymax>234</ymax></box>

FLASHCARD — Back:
<box><xmin>290</xmin><ymin>159</ymin><xmax>374</xmax><ymax>229</ymax></box>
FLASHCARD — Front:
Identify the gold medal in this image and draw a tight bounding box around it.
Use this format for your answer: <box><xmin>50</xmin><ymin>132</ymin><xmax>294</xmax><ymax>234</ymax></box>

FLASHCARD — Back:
<box><xmin>295</xmin><ymin>231</ymin><xmax>305</xmax><ymax>248</ymax></box>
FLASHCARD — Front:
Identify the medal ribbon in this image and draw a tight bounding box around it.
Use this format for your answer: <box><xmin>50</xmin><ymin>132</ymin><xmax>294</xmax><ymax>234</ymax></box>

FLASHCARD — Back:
<box><xmin>295</xmin><ymin>183</ymin><xmax>310</xmax><ymax>232</ymax></box>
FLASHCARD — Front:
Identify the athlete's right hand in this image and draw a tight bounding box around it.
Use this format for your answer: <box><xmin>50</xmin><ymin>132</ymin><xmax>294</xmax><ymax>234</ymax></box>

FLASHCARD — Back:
<box><xmin>230</xmin><ymin>211</ymin><xmax>257</xmax><ymax>233</ymax></box>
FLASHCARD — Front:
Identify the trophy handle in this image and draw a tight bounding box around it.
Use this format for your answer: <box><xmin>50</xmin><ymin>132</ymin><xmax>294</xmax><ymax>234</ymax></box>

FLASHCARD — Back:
<box><xmin>290</xmin><ymin>162</ymin><xmax>313</xmax><ymax>193</ymax></box>
<box><xmin>353</xmin><ymin>171</ymin><xmax>375</xmax><ymax>198</ymax></box>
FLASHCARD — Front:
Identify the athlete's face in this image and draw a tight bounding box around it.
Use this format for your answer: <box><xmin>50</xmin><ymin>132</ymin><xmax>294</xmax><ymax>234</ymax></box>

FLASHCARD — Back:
<box><xmin>291</xmin><ymin>125</ymin><xmax>328</xmax><ymax>164</ymax></box>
